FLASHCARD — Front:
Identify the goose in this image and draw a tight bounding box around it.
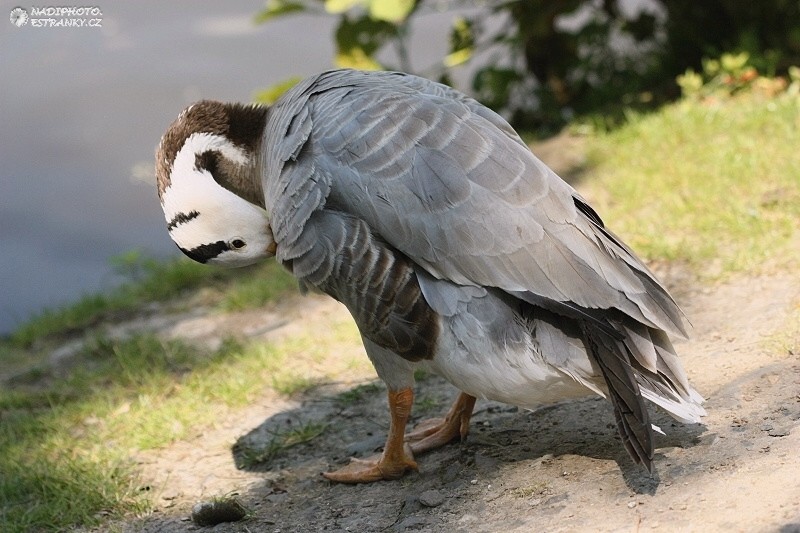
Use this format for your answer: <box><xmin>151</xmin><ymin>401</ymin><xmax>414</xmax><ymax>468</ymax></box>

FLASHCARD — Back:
<box><xmin>155</xmin><ymin>69</ymin><xmax>705</xmax><ymax>483</ymax></box>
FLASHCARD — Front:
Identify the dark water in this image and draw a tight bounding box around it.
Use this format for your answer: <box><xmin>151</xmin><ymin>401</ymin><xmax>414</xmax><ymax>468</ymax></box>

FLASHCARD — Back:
<box><xmin>0</xmin><ymin>1</ymin><xmax>471</xmax><ymax>335</ymax></box>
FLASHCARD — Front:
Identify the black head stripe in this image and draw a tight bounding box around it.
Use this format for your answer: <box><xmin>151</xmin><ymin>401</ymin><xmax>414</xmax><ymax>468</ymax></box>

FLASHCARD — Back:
<box><xmin>167</xmin><ymin>210</ymin><xmax>200</xmax><ymax>231</ymax></box>
<box><xmin>179</xmin><ymin>240</ymin><xmax>230</xmax><ymax>263</ymax></box>
<box><xmin>195</xmin><ymin>150</ymin><xmax>221</xmax><ymax>175</ymax></box>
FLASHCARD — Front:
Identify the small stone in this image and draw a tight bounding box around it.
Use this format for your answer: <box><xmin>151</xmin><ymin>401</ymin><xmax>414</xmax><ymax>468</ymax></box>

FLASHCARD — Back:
<box><xmin>470</xmin><ymin>479</ymin><xmax>478</xmax><ymax>485</ymax></box>
<box><xmin>419</xmin><ymin>489</ymin><xmax>445</xmax><ymax>508</ymax></box>
<box><xmin>191</xmin><ymin>498</ymin><xmax>248</xmax><ymax>527</ymax></box>
<box><xmin>627</xmin><ymin>501</ymin><xmax>637</xmax><ymax>509</ymax></box>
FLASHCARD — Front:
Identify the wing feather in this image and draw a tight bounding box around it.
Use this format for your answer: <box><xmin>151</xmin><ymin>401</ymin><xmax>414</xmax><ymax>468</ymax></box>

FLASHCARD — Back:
<box><xmin>263</xmin><ymin>69</ymin><xmax>687</xmax><ymax>339</ymax></box>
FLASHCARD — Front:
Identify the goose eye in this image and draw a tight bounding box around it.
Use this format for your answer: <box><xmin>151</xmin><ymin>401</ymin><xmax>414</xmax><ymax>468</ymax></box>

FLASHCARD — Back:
<box><xmin>230</xmin><ymin>238</ymin><xmax>246</xmax><ymax>249</ymax></box>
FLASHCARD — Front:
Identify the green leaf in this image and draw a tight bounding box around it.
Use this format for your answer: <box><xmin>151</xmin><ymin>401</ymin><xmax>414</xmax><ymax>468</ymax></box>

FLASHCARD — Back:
<box><xmin>368</xmin><ymin>0</ymin><xmax>414</xmax><ymax>23</ymax></box>
<box><xmin>702</xmin><ymin>58</ymin><xmax>720</xmax><ymax>76</ymax></box>
<box><xmin>676</xmin><ymin>69</ymin><xmax>703</xmax><ymax>97</ymax></box>
<box><xmin>720</xmin><ymin>52</ymin><xmax>750</xmax><ymax>74</ymax></box>
<box><xmin>325</xmin><ymin>0</ymin><xmax>364</xmax><ymax>14</ymax></box>
<box><xmin>335</xmin><ymin>48</ymin><xmax>383</xmax><ymax>70</ymax></box>
<box><xmin>254</xmin><ymin>76</ymin><xmax>303</xmax><ymax>104</ymax></box>
<box><xmin>472</xmin><ymin>66</ymin><xmax>521</xmax><ymax>110</ymax></box>
<box><xmin>254</xmin><ymin>0</ymin><xmax>307</xmax><ymax>23</ymax></box>
<box><xmin>449</xmin><ymin>17</ymin><xmax>474</xmax><ymax>51</ymax></box>
<box><xmin>335</xmin><ymin>15</ymin><xmax>397</xmax><ymax>59</ymax></box>
<box><xmin>444</xmin><ymin>47</ymin><xmax>472</xmax><ymax>67</ymax></box>
<box><xmin>444</xmin><ymin>17</ymin><xmax>474</xmax><ymax>67</ymax></box>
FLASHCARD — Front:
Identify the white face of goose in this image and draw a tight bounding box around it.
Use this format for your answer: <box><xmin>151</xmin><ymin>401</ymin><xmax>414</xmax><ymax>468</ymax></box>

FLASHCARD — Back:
<box><xmin>160</xmin><ymin>132</ymin><xmax>275</xmax><ymax>267</ymax></box>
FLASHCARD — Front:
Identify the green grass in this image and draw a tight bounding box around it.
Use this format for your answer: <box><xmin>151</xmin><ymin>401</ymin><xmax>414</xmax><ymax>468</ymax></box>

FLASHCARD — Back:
<box><xmin>581</xmin><ymin>91</ymin><xmax>800</xmax><ymax>278</ymax></box>
<box><xmin>0</xmin><ymin>321</ymin><xmax>352</xmax><ymax>530</ymax></box>
<box><xmin>0</xmin><ymin>334</ymin><xmax>307</xmax><ymax>531</ymax></box>
<box><xmin>234</xmin><ymin>421</ymin><xmax>328</xmax><ymax>469</ymax></box>
<box><xmin>217</xmin><ymin>261</ymin><xmax>297</xmax><ymax>311</ymax></box>
<box><xmin>270</xmin><ymin>373</ymin><xmax>322</xmax><ymax>396</ymax></box>
<box><xmin>336</xmin><ymin>382</ymin><xmax>381</xmax><ymax>406</ymax></box>
<box><xmin>414</xmin><ymin>394</ymin><xmax>440</xmax><ymax>414</ymax></box>
<box><xmin>8</xmin><ymin>253</ymin><xmax>297</xmax><ymax>348</ymax></box>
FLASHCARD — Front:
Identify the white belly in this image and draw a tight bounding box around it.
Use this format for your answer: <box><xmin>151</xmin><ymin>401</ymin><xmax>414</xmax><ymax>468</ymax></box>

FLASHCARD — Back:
<box><xmin>422</xmin><ymin>313</ymin><xmax>601</xmax><ymax>409</ymax></box>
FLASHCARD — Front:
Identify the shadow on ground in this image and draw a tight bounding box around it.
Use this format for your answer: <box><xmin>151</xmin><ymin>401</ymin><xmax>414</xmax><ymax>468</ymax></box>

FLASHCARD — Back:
<box><xmin>229</xmin><ymin>373</ymin><xmax>706</xmax><ymax>532</ymax></box>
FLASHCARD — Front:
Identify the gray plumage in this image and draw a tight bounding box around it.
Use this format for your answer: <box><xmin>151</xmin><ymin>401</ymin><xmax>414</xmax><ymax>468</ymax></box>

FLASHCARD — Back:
<box><xmin>156</xmin><ymin>69</ymin><xmax>705</xmax><ymax>474</ymax></box>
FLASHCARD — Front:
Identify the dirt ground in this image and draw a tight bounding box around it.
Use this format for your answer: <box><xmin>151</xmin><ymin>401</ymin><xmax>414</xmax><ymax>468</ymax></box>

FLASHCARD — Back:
<box><xmin>87</xmin><ymin>261</ymin><xmax>798</xmax><ymax>533</ymax></box>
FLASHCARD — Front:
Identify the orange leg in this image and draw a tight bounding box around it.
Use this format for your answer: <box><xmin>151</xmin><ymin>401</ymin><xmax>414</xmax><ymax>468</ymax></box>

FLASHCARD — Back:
<box><xmin>406</xmin><ymin>392</ymin><xmax>476</xmax><ymax>454</ymax></box>
<box><xmin>323</xmin><ymin>388</ymin><xmax>418</xmax><ymax>484</ymax></box>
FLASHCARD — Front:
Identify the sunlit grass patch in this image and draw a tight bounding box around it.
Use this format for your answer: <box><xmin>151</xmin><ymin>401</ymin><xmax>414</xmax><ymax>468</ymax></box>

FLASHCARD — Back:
<box><xmin>0</xmin><ymin>308</ymin><xmax>366</xmax><ymax>531</ymax></box>
<box><xmin>0</xmin><ymin>449</ymin><xmax>148</xmax><ymax>531</ymax></box>
<box><xmin>8</xmin><ymin>254</ymin><xmax>298</xmax><ymax>348</ymax></box>
<box><xmin>582</xmin><ymin>95</ymin><xmax>800</xmax><ymax>274</ymax></box>
<box><xmin>0</xmin><ymin>334</ymin><xmax>277</xmax><ymax>531</ymax></box>
<box><xmin>580</xmin><ymin>91</ymin><xmax>800</xmax><ymax>279</ymax></box>
<box><xmin>270</xmin><ymin>373</ymin><xmax>323</xmax><ymax>396</ymax></box>
<box><xmin>217</xmin><ymin>261</ymin><xmax>297</xmax><ymax>311</ymax></box>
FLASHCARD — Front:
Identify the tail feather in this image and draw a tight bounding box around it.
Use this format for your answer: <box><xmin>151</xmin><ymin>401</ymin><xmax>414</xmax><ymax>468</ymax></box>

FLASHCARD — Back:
<box><xmin>628</xmin><ymin>327</ymin><xmax>705</xmax><ymax>424</ymax></box>
<box><xmin>584</xmin><ymin>318</ymin><xmax>705</xmax><ymax>471</ymax></box>
<box><xmin>584</xmin><ymin>326</ymin><xmax>654</xmax><ymax>471</ymax></box>
<box><xmin>615</xmin><ymin>319</ymin><xmax>705</xmax><ymax>423</ymax></box>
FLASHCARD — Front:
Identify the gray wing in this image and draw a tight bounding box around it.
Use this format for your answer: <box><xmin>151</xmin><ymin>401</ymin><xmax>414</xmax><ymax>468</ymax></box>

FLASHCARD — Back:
<box><xmin>263</xmin><ymin>69</ymin><xmax>687</xmax><ymax>343</ymax></box>
<box><xmin>262</xmin><ymin>70</ymin><xmax>700</xmax><ymax>470</ymax></box>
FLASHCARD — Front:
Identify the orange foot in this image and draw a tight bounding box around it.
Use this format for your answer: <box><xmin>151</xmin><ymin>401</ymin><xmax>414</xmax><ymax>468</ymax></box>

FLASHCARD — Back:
<box><xmin>406</xmin><ymin>392</ymin><xmax>476</xmax><ymax>454</ymax></box>
<box><xmin>324</xmin><ymin>388</ymin><xmax>418</xmax><ymax>484</ymax></box>
<box><xmin>322</xmin><ymin>444</ymin><xmax>417</xmax><ymax>484</ymax></box>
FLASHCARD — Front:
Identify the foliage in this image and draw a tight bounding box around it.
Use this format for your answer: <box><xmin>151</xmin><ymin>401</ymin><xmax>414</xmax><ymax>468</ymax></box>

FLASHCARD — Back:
<box><xmin>256</xmin><ymin>0</ymin><xmax>800</xmax><ymax>131</ymax></box>
<box><xmin>254</xmin><ymin>75</ymin><xmax>304</xmax><ymax>104</ymax></box>
<box><xmin>677</xmin><ymin>51</ymin><xmax>800</xmax><ymax>100</ymax></box>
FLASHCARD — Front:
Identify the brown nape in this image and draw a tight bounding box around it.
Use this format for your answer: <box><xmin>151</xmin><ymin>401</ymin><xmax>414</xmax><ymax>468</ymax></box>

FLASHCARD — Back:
<box><xmin>212</xmin><ymin>103</ymin><xmax>268</xmax><ymax>209</ymax></box>
<box><xmin>226</xmin><ymin>102</ymin><xmax>269</xmax><ymax>151</ymax></box>
<box><xmin>154</xmin><ymin>101</ymin><xmax>269</xmax><ymax>204</ymax></box>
